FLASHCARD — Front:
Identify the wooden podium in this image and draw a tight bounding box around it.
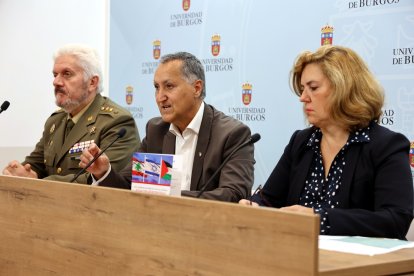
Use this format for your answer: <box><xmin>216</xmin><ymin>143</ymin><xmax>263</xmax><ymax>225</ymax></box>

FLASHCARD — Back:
<box><xmin>0</xmin><ymin>175</ymin><xmax>319</xmax><ymax>275</ymax></box>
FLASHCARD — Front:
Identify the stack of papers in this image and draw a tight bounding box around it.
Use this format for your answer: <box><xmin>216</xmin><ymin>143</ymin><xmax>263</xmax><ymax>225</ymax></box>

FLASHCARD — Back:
<box><xmin>319</xmin><ymin>235</ymin><xmax>414</xmax><ymax>255</ymax></box>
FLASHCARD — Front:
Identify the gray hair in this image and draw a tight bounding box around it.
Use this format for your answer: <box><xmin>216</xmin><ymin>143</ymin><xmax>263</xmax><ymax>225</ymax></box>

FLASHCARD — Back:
<box><xmin>159</xmin><ymin>52</ymin><xmax>206</xmax><ymax>99</ymax></box>
<box><xmin>54</xmin><ymin>44</ymin><xmax>103</xmax><ymax>93</ymax></box>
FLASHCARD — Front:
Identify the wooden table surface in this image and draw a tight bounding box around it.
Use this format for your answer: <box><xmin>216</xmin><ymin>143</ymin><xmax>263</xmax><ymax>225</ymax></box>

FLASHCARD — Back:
<box><xmin>319</xmin><ymin>248</ymin><xmax>414</xmax><ymax>275</ymax></box>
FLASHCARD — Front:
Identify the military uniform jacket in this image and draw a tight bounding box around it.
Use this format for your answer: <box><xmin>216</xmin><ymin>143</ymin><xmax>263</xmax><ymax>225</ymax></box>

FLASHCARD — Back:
<box><xmin>24</xmin><ymin>94</ymin><xmax>140</xmax><ymax>184</ymax></box>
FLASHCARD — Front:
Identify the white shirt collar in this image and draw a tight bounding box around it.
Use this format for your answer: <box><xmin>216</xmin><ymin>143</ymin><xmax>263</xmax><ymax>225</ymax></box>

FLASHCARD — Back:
<box><xmin>169</xmin><ymin>102</ymin><xmax>204</xmax><ymax>137</ymax></box>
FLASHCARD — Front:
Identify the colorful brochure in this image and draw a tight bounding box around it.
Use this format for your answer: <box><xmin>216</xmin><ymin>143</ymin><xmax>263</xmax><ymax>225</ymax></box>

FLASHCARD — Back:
<box><xmin>131</xmin><ymin>152</ymin><xmax>182</xmax><ymax>196</ymax></box>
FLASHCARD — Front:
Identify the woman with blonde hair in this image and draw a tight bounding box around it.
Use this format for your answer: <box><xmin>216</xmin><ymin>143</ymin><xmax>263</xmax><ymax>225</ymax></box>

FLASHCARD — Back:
<box><xmin>241</xmin><ymin>45</ymin><xmax>413</xmax><ymax>239</ymax></box>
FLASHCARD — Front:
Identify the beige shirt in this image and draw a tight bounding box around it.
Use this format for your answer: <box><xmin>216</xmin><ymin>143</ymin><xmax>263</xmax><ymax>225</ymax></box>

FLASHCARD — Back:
<box><xmin>67</xmin><ymin>99</ymin><xmax>94</xmax><ymax>123</ymax></box>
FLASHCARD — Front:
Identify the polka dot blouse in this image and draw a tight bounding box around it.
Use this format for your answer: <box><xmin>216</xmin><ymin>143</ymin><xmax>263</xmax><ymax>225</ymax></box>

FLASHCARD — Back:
<box><xmin>299</xmin><ymin>127</ymin><xmax>370</xmax><ymax>234</ymax></box>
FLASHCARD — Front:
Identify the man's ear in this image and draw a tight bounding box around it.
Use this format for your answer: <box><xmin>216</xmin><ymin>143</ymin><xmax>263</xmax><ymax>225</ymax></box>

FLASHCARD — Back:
<box><xmin>193</xmin><ymin>79</ymin><xmax>203</xmax><ymax>97</ymax></box>
<box><xmin>89</xmin><ymin>76</ymin><xmax>99</xmax><ymax>92</ymax></box>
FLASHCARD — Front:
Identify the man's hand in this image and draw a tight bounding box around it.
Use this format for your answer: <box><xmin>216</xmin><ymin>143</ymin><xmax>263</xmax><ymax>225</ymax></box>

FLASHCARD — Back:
<box><xmin>239</xmin><ymin>199</ymin><xmax>259</xmax><ymax>207</ymax></box>
<box><xmin>2</xmin><ymin>161</ymin><xmax>38</xmax><ymax>178</ymax></box>
<box><xmin>79</xmin><ymin>143</ymin><xmax>110</xmax><ymax>180</ymax></box>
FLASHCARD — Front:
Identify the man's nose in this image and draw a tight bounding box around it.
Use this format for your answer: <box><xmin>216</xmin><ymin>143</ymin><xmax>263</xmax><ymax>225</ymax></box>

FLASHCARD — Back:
<box><xmin>156</xmin><ymin>88</ymin><xmax>166</xmax><ymax>101</ymax></box>
<box><xmin>53</xmin><ymin>75</ymin><xmax>63</xmax><ymax>86</ymax></box>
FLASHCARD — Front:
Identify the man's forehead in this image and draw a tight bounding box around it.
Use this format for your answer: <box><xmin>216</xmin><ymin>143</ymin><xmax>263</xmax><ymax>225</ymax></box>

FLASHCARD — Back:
<box><xmin>53</xmin><ymin>55</ymin><xmax>82</xmax><ymax>71</ymax></box>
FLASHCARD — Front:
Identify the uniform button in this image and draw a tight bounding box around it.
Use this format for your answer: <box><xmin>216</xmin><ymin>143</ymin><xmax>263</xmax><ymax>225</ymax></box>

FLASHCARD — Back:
<box><xmin>44</xmin><ymin>159</ymin><xmax>47</xmax><ymax>164</ymax></box>
<box><xmin>57</xmin><ymin>167</ymin><xmax>62</xmax><ymax>174</ymax></box>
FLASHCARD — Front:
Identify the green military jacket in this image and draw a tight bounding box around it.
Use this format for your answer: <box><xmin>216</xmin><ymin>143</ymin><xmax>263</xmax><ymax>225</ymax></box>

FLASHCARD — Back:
<box><xmin>23</xmin><ymin>94</ymin><xmax>140</xmax><ymax>184</ymax></box>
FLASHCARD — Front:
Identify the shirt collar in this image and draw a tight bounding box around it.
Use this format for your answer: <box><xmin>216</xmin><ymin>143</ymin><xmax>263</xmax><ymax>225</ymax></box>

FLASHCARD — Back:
<box><xmin>169</xmin><ymin>102</ymin><xmax>205</xmax><ymax>137</ymax></box>
<box><xmin>348</xmin><ymin>127</ymin><xmax>371</xmax><ymax>144</ymax></box>
<box><xmin>307</xmin><ymin>125</ymin><xmax>371</xmax><ymax>147</ymax></box>
<box><xmin>67</xmin><ymin>97</ymin><xmax>95</xmax><ymax>124</ymax></box>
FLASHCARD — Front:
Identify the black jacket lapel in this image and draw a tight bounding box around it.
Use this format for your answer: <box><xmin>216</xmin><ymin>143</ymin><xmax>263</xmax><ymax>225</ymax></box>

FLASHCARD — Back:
<box><xmin>191</xmin><ymin>104</ymin><xmax>213</xmax><ymax>191</ymax></box>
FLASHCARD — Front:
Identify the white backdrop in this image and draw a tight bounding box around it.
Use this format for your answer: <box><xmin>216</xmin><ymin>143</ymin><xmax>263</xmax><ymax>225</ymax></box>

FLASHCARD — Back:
<box><xmin>108</xmin><ymin>0</ymin><xmax>414</xmax><ymax>188</ymax></box>
<box><xmin>0</xmin><ymin>0</ymin><xmax>107</xmax><ymax>170</ymax></box>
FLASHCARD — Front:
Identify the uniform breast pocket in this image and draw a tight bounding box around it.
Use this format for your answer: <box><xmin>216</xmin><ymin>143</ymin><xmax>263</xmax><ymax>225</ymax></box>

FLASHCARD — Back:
<box><xmin>65</xmin><ymin>154</ymin><xmax>82</xmax><ymax>171</ymax></box>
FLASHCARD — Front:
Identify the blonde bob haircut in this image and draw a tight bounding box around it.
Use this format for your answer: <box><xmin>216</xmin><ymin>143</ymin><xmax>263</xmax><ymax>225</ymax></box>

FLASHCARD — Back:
<box><xmin>290</xmin><ymin>45</ymin><xmax>384</xmax><ymax>131</ymax></box>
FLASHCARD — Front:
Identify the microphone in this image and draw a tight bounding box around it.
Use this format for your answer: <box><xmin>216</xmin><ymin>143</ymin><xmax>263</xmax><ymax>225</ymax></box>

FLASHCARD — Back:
<box><xmin>70</xmin><ymin>128</ymin><xmax>127</xmax><ymax>183</ymax></box>
<box><xmin>196</xmin><ymin>133</ymin><xmax>261</xmax><ymax>198</ymax></box>
<box><xmin>0</xmin><ymin>101</ymin><xmax>10</xmax><ymax>114</ymax></box>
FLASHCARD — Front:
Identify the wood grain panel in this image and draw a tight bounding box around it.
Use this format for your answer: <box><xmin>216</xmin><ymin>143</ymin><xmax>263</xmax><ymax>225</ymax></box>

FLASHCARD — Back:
<box><xmin>0</xmin><ymin>175</ymin><xmax>319</xmax><ymax>275</ymax></box>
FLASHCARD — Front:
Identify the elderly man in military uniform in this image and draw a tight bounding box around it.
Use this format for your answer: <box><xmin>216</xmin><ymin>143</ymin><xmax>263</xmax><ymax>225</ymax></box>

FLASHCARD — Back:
<box><xmin>2</xmin><ymin>44</ymin><xmax>140</xmax><ymax>184</ymax></box>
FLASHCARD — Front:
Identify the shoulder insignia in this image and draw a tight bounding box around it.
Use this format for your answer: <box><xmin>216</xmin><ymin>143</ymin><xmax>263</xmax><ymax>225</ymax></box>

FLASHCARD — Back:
<box><xmin>50</xmin><ymin>124</ymin><xmax>55</xmax><ymax>134</ymax></box>
<box><xmin>100</xmin><ymin>105</ymin><xmax>118</xmax><ymax>114</ymax></box>
<box><xmin>51</xmin><ymin>108</ymin><xmax>65</xmax><ymax>116</ymax></box>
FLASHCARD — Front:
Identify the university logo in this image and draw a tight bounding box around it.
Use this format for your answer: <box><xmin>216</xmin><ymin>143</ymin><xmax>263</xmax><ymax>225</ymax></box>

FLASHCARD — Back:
<box><xmin>126</xmin><ymin>85</ymin><xmax>133</xmax><ymax>105</ymax></box>
<box><xmin>182</xmin><ymin>0</ymin><xmax>190</xmax><ymax>11</ymax></box>
<box><xmin>211</xmin><ymin>34</ymin><xmax>220</xmax><ymax>57</ymax></box>
<box><xmin>321</xmin><ymin>25</ymin><xmax>334</xmax><ymax>46</ymax></box>
<box><xmin>242</xmin><ymin>83</ymin><xmax>252</xmax><ymax>106</ymax></box>
<box><xmin>153</xmin><ymin>40</ymin><xmax>161</xmax><ymax>60</ymax></box>
<box><xmin>410</xmin><ymin>142</ymin><xmax>414</xmax><ymax>168</ymax></box>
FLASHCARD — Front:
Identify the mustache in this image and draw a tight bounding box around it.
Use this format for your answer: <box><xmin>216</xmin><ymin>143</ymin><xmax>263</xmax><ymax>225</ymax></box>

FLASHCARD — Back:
<box><xmin>55</xmin><ymin>87</ymin><xmax>66</xmax><ymax>94</ymax></box>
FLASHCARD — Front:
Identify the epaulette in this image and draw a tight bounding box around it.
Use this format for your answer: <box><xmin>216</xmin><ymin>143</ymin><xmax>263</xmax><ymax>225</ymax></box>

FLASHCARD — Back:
<box><xmin>50</xmin><ymin>108</ymin><xmax>65</xmax><ymax>116</ymax></box>
<box><xmin>100</xmin><ymin>105</ymin><xmax>119</xmax><ymax>115</ymax></box>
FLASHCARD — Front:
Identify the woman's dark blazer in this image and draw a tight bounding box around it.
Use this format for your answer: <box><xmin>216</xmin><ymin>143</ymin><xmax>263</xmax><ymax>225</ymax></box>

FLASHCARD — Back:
<box><xmin>253</xmin><ymin>122</ymin><xmax>413</xmax><ymax>239</ymax></box>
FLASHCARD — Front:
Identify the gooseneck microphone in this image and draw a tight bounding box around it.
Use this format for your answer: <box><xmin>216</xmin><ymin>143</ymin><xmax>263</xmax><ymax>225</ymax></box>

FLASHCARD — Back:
<box><xmin>0</xmin><ymin>101</ymin><xmax>10</xmax><ymax>114</ymax></box>
<box><xmin>70</xmin><ymin>128</ymin><xmax>127</xmax><ymax>183</ymax></box>
<box><xmin>196</xmin><ymin>133</ymin><xmax>261</xmax><ymax>198</ymax></box>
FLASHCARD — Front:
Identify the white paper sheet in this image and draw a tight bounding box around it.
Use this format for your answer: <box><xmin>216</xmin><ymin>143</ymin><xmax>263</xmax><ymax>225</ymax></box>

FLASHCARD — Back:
<box><xmin>319</xmin><ymin>235</ymin><xmax>414</xmax><ymax>255</ymax></box>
